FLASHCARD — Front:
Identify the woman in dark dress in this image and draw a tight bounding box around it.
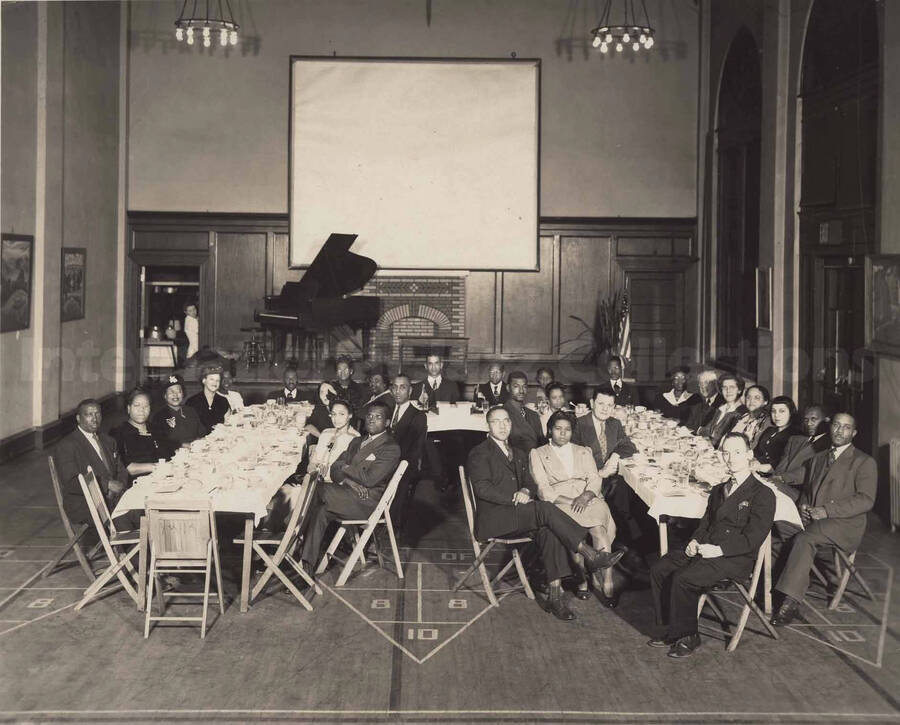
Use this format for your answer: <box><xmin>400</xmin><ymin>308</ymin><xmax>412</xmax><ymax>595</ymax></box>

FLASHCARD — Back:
<box><xmin>150</xmin><ymin>374</ymin><xmax>208</xmax><ymax>459</ymax></box>
<box><xmin>753</xmin><ymin>395</ymin><xmax>797</xmax><ymax>470</ymax></box>
<box><xmin>114</xmin><ymin>388</ymin><xmax>164</xmax><ymax>481</ymax></box>
<box><xmin>654</xmin><ymin>366</ymin><xmax>700</xmax><ymax>425</ymax></box>
<box><xmin>186</xmin><ymin>365</ymin><xmax>230</xmax><ymax>431</ymax></box>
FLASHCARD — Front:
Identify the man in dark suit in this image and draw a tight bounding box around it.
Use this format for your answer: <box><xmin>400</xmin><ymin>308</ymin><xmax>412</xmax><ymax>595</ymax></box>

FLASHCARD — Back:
<box><xmin>467</xmin><ymin>406</ymin><xmax>623</xmax><ymax>620</ymax></box>
<box><xmin>266</xmin><ymin>366</ymin><xmax>305</xmax><ymax>403</ymax></box>
<box><xmin>474</xmin><ymin>362</ymin><xmax>509</xmax><ymax>407</ymax></box>
<box><xmin>387</xmin><ymin>374</ymin><xmax>427</xmax><ymax>531</ymax></box>
<box><xmin>502</xmin><ymin>371</ymin><xmax>545</xmax><ymax>453</ymax></box>
<box><xmin>412</xmin><ymin>353</ymin><xmax>462</xmax><ymax>488</ymax></box>
<box><xmin>301</xmin><ymin>401</ymin><xmax>402</xmax><ymax>571</ymax></box>
<box><xmin>606</xmin><ymin>355</ymin><xmax>636</xmax><ymax>407</ymax></box>
<box><xmin>411</xmin><ymin>353</ymin><xmax>461</xmax><ymax>406</ymax></box>
<box><xmin>649</xmin><ymin>432</ymin><xmax>776</xmax><ymax>658</ymax></box>
<box><xmin>768</xmin><ymin>405</ymin><xmax>830</xmax><ymax>502</ymax></box>
<box><xmin>771</xmin><ymin>412</ymin><xmax>877</xmax><ymax>626</ymax></box>
<box><xmin>688</xmin><ymin>369</ymin><xmax>724</xmax><ymax>431</ymax></box>
<box><xmin>573</xmin><ymin>386</ymin><xmax>639</xmax><ymax>546</ymax></box>
<box><xmin>54</xmin><ymin>399</ymin><xmax>129</xmax><ymax>525</ymax></box>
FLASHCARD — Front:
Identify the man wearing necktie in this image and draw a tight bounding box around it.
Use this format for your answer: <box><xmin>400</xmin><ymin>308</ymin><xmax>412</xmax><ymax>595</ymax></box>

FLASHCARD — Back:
<box><xmin>648</xmin><ymin>432</ymin><xmax>775</xmax><ymax>658</ymax></box>
<box><xmin>771</xmin><ymin>413</ymin><xmax>877</xmax><ymax>627</ymax></box>
<box><xmin>54</xmin><ymin>399</ymin><xmax>129</xmax><ymax>525</ymax></box>
<box><xmin>301</xmin><ymin>401</ymin><xmax>401</xmax><ymax>571</ymax></box>
<box><xmin>502</xmin><ymin>371</ymin><xmax>545</xmax><ymax>453</ymax></box>
<box><xmin>606</xmin><ymin>355</ymin><xmax>635</xmax><ymax>407</ymax></box>
<box><xmin>467</xmin><ymin>407</ymin><xmax>623</xmax><ymax>621</ymax></box>
<box><xmin>768</xmin><ymin>405</ymin><xmax>831</xmax><ymax>501</ymax></box>
<box><xmin>474</xmin><ymin>362</ymin><xmax>509</xmax><ymax>406</ymax></box>
<box><xmin>411</xmin><ymin>353</ymin><xmax>462</xmax><ymax>488</ymax></box>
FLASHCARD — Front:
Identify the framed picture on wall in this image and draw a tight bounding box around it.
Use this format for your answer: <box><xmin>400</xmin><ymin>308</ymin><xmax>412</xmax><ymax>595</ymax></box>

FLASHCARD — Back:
<box><xmin>865</xmin><ymin>254</ymin><xmax>900</xmax><ymax>357</ymax></box>
<box><xmin>61</xmin><ymin>247</ymin><xmax>86</xmax><ymax>322</ymax></box>
<box><xmin>756</xmin><ymin>266</ymin><xmax>772</xmax><ymax>331</ymax></box>
<box><xmin>1</xmin><ymin>234</ymin><xmax>34</xmax><ymax>333</ymax></box>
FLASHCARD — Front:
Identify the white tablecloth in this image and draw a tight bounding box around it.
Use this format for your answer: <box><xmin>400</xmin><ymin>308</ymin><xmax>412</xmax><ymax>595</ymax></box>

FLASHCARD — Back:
<box><xmin>423</xmin><ymin>402</ymin><xmax>490</xmax><ymax>433</ymax></box>
<box><xmin>112</xmin><ymin>406</ymin><xmax>307</xmax><ymax>525</ymax></box>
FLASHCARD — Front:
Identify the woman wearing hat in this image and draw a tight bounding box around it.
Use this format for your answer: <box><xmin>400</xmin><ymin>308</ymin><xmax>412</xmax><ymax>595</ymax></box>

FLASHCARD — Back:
<box><xmin>150</xmin><ymin>374</ymin><xmax>209</xmax><ymax>459</ymax></box>
<box><xmin>186</xmin><ymin>365</ymin><xmax>231</xmax><ymax>431</ymax></box>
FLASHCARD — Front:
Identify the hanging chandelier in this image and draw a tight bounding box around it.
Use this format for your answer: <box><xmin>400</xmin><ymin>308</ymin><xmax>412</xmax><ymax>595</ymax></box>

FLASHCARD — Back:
<box><xmin>174</xmin><ymin>0</ymin><xmax>240</xmax><ymax>48</ymax></box>
<box><xmin>590</xmin><ymin>0</ymin><xmax>656</xmax><ymax>54</ymax></box>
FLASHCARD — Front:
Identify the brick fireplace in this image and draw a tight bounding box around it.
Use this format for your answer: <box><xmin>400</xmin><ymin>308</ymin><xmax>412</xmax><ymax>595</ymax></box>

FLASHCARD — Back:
<box><xmin>358</xmin><ymin>276</ymin><xmax>466</xmax><ymax>361</ymax></box>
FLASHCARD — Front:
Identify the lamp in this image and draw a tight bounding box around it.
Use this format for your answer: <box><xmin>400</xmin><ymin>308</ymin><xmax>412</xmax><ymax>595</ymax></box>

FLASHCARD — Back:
<box><xmin>590</xmin><ymin>0</ymin><xmax>655</xmax><ymax>55</ymax></box>
<box><xmin>175</xmin><ymin>0</ymin><xmax>239</xmax><ymax>47</ymax></box>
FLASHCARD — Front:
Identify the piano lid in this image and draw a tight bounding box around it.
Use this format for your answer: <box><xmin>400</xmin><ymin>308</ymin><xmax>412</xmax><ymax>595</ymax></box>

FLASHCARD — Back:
<box><xmin>283</xmin><ymin>233</ymin><xmax>377</xmax><ymax>304</ymax></box>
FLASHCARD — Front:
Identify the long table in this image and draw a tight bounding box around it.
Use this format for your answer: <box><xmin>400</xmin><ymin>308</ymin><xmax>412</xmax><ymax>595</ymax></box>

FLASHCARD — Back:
<box><xmin>112</xmin><ymin>405</ymin><xmax>308</xmax><ymax>612</ymax></box>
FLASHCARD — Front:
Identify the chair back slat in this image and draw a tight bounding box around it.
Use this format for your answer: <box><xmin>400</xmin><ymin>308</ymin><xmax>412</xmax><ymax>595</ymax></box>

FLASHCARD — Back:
<box><xmin>82</xmin><ymin>467</ymin><xmax>111</xmax><ymax>528</ymax></box>
<box><xmin>458</xmin><ymin>466</ymin><xmax>477</xmax><ymax>537</ymax></box>
<box><xmin>274</xmin><ymin>474</ymin><xmax>319</xmax><ymax>559</ymax></box>
<box><xmin>145</xmin><ymin>499</ymin><xmax>212</xmax><ymax>561</ymax></box>
<box><xmin>368</xmin><ymin>461</ymin><xmax>408</xmax><ymax>524</ymax></box>
<box><xmin>48</xmin><ymin>456</ymin><xmax>79</xmax><ymax>539</ymax></box>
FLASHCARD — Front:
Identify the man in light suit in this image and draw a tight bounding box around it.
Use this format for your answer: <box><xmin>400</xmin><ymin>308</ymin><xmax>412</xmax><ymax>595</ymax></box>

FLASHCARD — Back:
<box><xmin>649</xmin><ymin>433</ymin><xmax>776</xmax><ymax>657</ymax></box>
<box><xmin>467</xmin><ymin>406</ymin><xmax>623</xmax><ymax>621</ymax></box>
<box><xmin>54</xmin><ymin>399</ymin><xmax>129</xmax><ymax>525</ymax></box>
<box><xmin>771</xmin><ymin>412</ymin><xmax>877</xmax><ymax>626</ymax></box>
<box><xmin>502</xmin><ymin>371</ymin><xmax>546</xmax><ymax>453</ymax></box>
<box><xmin>474</xmin><ymin>362</ymin><xmax>509</xmax><ymax>406</ymax></box>
<box><xmin>387</xmin><ymin>374</ymin><xmax>427</xmax><ymax>531</ymax></box>
<box><xmin>301</xmin><ymin>401</ymin><xmax>401</xmax><ymax>571</ymax></box>
<box><xmin>768</xmin><ymin>405</ymin><xmax>830</xmax><ymax>502</ymax></box>
<box><xmin>573</xmin><ymin>386</ymin><xmax>639</xmax><ymax>547</ymax></box>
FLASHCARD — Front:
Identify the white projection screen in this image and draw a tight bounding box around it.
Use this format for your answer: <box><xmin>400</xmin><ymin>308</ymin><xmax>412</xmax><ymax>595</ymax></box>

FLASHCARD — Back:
<box><xmin>289</xmin><ymin>57</ymin><xmax>540</xmax><ymax>270</ymax></box>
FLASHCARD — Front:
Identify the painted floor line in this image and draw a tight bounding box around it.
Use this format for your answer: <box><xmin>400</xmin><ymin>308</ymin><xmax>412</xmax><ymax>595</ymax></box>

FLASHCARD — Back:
<box><xmin>0</xmin><ymin>602</ymin><xmax>77</xmax><ymax>637</ymax></box>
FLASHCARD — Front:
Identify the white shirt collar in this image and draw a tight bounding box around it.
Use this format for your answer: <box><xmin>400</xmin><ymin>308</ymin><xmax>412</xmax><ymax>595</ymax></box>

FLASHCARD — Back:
<box><xmin>428</xmin><ymin>376</ymin><xmax>441</xmax><ymax>388</ymax></box>
<box><xmin>284</xmin><ymin>387</ymin><xmax>297</xmax><ymax>398</ymax></box>
<box><xmin>610</xmin><ymin>378</ymin><xmax>622</xmax><ymax>388</ymax></box>
<box><xmin>592</xmin><ymin>414</ymin><xmax>607</xmax><ymax>438</ymax></box>
<box><xmin>663</xmin><ymin>389</ymin><xmax>691</xmax><ymax>406</ymax></box>
<box><xmin>490</xmin><ymin>436</ymin><xmax>511</xmax><ymax>456</ymax></box>
<box><xmin>832</xmin><ymin>442</ymin><xmax>852</xmax><ymax>459</ymax></box>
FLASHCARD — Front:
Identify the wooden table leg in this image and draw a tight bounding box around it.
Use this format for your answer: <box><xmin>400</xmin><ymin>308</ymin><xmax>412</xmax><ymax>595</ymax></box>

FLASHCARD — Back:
<box><xmin>764</xmin><ymin>534</ymin><xmax>773</xmax><ymax>616</ymax></box>
<box><xmin>137</xmin><ymin>516</ymin><xmax>147</xmax><ymax>611</ymax></box>
<box><xmin>658</xmin><ymin>516</ymin><xmax>669</xmax><ymax>556</ymax></box>
<box><xmin>240</xmin><ymin>516</ymin><xmax>253</xmax><ymax>613</ymax></box>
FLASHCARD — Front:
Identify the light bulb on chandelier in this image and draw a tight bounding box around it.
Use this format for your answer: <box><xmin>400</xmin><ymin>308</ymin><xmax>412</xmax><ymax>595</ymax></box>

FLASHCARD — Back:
<box><xmin>590</xmin><ymin>1</ymin><xmax>656</xmax><ymax>55</ymax></box>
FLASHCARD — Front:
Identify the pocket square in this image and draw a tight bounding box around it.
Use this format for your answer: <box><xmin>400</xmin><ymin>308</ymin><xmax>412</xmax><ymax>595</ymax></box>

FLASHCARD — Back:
<box><xmin>738</xmin><ymin>500</ymin><xmax>750</xmax><ymax>509</ymax></box>
<box><xmin>365</xmin><ymin>453</ymin><xmax>377</xmax><ymax>462</ymax></box>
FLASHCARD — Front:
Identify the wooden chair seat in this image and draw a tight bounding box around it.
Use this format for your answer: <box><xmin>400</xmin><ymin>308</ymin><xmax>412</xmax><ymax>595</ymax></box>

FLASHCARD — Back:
<box><xmin>109</xmin><ymin>531</ymin><xmax>141</xmax><ymax>546</ymax></box>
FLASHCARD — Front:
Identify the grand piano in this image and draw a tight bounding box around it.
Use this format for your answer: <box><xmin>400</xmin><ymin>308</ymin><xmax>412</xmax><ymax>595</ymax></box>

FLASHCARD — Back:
<box><xmin>254</xmin><ymin>233</ymin><xmax>380</xmax><ymax>366</ymax></box>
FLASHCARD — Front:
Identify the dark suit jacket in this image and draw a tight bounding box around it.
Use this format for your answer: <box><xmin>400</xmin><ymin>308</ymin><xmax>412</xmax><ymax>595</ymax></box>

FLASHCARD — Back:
<box><xmin>54</xmin><ymin>428</ymin><xmax>128</xmax><ymax>524</ymax></box>
<box><xmin>330</xmin><ymin>431</ymin><xmax>401</xmax><ymax>499</ymax></box>
<box><xmin>608</xmin><ymin>380</ymin><xmax>636</xmax><ymax>407</ymax></box>
<box><xmin>773</xmin><ymin>434</ymin><xmax>830</xmax><ymax>494</ymax></box>
<box><xmin>697</xmin><ymin>404</ymin><xmax>748</xmax><ymax>447</ymax></box>
<box><xmin>390</xmin><ymin>403</ymin><xmax>427</xmax><ymax>472</ymax></box>
<box><xmin>689</xmin><ymin>393</ymin><xmax>725</xmax><ymax>431</ymax></box>
<box><xmin>799</xmin><ymin>445</ymin><xmax>877</xmax><ymax>551</ymax></box>
<box><xmin>475</xmin><ymin>382</ymin><xmax>510</xmax><ymax>406</ymax></box>
<box><xmin>502</xmin><ymin>401</ymin><xmax>545</xmax><ymax>453</ymax></box>
<box><xmin>412</xmin><ymin>377</ymin><xmax>461</xmax><ymax>404</ymax></box>
<box><xmin>691</xmin><ymin>473</ymin><xmax>775</xmax><ymax>567</ymax></box>
<box><xmin>265</xmin><ymin>387</ymin><xmax>306</xmax><ymax>403</ymax></box>
<box><xmin>654</xmin><ymin>391</ymin><xmax>701</xmax><ymax>426</ymax></box>
<box><xmin>466</xmin><ymin>438</ymin><xmax>537</xmax><ymax>540</ymax></box>
<box><xmin>573</xmin><ymin>415</ymin><xmax>637</xmax><ymax>469</ymax></box>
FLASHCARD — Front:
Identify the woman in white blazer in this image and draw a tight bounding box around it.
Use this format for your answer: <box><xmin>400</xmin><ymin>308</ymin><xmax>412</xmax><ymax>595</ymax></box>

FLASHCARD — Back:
<box><xmin>529</xmin><ymin>411</ymin><xmax>618</xmax><ymax>605</ymax></box>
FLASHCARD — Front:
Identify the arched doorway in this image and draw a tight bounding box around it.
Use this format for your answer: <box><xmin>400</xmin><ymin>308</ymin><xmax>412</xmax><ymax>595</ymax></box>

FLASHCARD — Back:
<box><xmin>798</xmin><ymin>0</ymin><xmax>878</xmax><ymax>449</ymax></box>
<box><xmin>714</xmin><ymin>28</ymin><xmax>762</xmax><ymax>376</ymax></box>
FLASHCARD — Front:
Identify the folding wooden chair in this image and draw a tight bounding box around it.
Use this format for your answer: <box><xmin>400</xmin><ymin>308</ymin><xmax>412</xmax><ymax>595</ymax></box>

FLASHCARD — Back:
<box><xmin>42</xmin><ymin>456</ymin><xmax>98</xmax><ymax>582</ymax></box>
<box><xmin>698</xmin><ymin>533</ymin><xmax>779</xmax><ymax>651</ymax></box>
<box><xmin>452</xmin><ymin>466</ymin><xmax>535</xmax><ymax>607</ymax></box>
<box><xmin>316</xmin><ymin>461</ymin><xmax>408</xmax><ymax>587</ymax></box>
<box><xmin>144</xmin><ymin>498</ymin><xmax>224</xmax><ymax>639</ymax></box>
<box><xmin>811</xmin><ymin>547</ymin><xmax>875</xmax><ymax>610</ymax></box>
<box><xmin>74</xmin><ymin>468</ymin><xmax>144</xmax><ymax>611</ymax></box>
<box><xmin>233</xmin><ymin>474</ymin><xmax>323</xmax><ymax>610</ymax></box>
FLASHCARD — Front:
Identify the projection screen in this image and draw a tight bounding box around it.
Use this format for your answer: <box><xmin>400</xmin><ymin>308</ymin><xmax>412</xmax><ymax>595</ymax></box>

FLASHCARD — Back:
<box><xmin>290</xmin><ymin>57</ymin><xmax>540</xmax><ymax>270</ymax></box>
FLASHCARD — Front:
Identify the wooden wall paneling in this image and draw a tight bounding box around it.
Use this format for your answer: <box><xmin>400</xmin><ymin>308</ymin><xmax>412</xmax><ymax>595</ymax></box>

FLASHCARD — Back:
<box><xmin>499</xmin><ymin>235</ymin><xmax>555</xmax><ymax>354</ymax></box>
<box><xmin>272</xmin><ymin>232</ymin><xmax>302</xmax><ymax>292</ymax></box>
<box><xmin>212</xmin><ymin>232</ymin><xmax>267</xmax><ymax>353</ymax></box>
<box><xmin>131</xmin><ymin>230</ymin><xmax>209</xmax><ymax>251</ymax></box>
<box><xmin>465</xmin><ymin>271</ymin><xmax>497</xmax><ymax>354</ymax></box>
<box><xmin>558</xmin><ymin>235</ymin><xmax>612</xmax><ymax>358</ymax></box>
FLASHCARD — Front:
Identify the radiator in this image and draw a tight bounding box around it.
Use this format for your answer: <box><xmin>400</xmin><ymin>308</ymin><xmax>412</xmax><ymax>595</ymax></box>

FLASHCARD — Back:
<box><xmin>891</xmin><ymin>438</ymin><xmax>900</xmax><ymax>531</ymax></box>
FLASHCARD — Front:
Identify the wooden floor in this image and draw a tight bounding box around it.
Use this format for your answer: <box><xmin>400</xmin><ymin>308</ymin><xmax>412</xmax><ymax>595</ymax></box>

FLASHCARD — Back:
<box><xmin>0</xmin><ymin>444</ymin><xmax>898</xmax><ymax>724</ymax></box>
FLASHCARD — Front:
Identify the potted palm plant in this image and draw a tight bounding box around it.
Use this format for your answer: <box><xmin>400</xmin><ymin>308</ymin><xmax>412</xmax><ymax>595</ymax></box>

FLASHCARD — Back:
<box><xmin>562</xmin><ymin>289</ymin><xmax>629</xmax><ymax>366</ymax></box>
